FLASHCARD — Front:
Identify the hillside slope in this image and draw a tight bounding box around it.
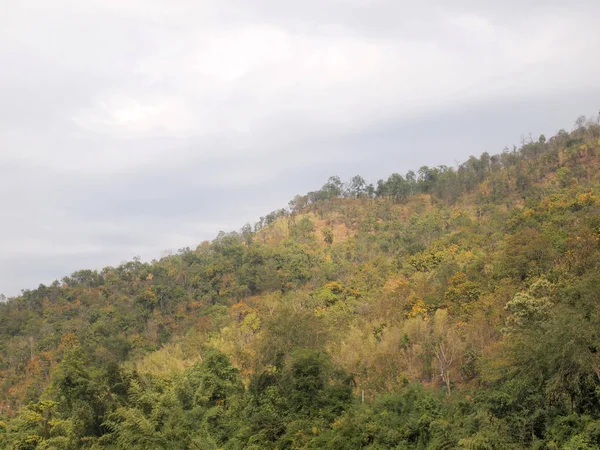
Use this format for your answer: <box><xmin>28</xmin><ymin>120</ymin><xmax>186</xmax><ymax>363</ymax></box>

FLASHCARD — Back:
<box><xmin>2</xmin><ymin>117</ymin><xmax>600</xmax><ymax>448</ymax></box>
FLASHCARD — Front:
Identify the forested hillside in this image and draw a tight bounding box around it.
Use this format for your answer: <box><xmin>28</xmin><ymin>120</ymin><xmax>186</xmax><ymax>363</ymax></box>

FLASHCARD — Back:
<box><xmin>2</xmin><ymin>116</ymin><xmax>600</xmax><ymax>449</ymax></box>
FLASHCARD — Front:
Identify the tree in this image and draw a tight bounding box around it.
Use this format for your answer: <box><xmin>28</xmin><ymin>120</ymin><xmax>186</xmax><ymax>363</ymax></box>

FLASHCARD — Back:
<box><xmin>418</xmin><ymin>166</ymin><xmax>438</xmax><ymax>193</ymax></box>
<box><xmin>53</xmin><ymin>347</ymin><xmax>106</xmax><ymax>440</ymax></box>
<box><xmin>322</xmin><ymin>176</ymin><xmax>344</xmax><ymax>199</ymax></box>
<box><xmin>322</xmin><ymin>227</ymin><xmax>334</xmax><ymax>245</ymax></box>
<box><xmin>186</xmin><ymin>350</ymin><xmax>243</xmax><ymax>407</ymax></box>
<box><xmin>347</xmin><ymin>175</ymin><xmax>366</xmax><ymax>198</ymax></box>
<box><xmin>430</xmin><ymin>309</ymin><xmax>464</xmax><ymax>395</ymax></box>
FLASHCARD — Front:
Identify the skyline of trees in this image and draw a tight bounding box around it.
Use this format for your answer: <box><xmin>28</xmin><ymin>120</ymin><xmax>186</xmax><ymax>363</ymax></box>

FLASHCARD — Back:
<box><xmin>1</xmin><ymin>115</ymin><xmax>600</xmax><ymax>448</ymax></box>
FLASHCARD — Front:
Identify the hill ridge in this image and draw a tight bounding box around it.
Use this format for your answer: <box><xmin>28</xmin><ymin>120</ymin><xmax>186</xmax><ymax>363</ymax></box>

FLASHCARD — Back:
<box><xmin>1</xmin><ymin>116</ymin><xmax>600</xmax><ymax>448</ymax></box>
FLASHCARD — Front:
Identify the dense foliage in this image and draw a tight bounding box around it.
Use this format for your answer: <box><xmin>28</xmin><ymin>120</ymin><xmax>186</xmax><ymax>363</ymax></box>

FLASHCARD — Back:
<box><xmin>2</xmin><ymin>116</ymin><xmax>600</xmax><ymax>449</ymax></box>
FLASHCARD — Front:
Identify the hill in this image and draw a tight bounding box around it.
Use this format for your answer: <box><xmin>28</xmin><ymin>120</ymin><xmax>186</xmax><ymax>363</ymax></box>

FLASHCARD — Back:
<box><xmin>2</xmin><ymin>115</ymin><xmax>600</xmax><ymax>448</ymax></box>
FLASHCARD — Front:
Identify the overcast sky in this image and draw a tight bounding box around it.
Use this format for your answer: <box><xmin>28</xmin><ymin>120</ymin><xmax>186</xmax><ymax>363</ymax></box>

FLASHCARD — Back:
<box><xmin>1</xmin><ymin>0</ymin><xmax>599</xmax><ymax>297</ymax></box>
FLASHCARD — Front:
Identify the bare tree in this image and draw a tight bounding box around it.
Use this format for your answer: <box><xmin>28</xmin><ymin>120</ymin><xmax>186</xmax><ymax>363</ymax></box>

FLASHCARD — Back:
<box><xmin>431</xmin><ymin>309</ymin><xmax>464</xmax><ymax>395</ymax></box>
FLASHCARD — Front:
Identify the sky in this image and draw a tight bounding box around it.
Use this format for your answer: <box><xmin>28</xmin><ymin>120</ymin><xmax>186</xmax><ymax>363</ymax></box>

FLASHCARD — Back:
<box><xmin>1</xmin><ymin>0</ymin><xmax>600</xmax><ymax>297</ymax></box>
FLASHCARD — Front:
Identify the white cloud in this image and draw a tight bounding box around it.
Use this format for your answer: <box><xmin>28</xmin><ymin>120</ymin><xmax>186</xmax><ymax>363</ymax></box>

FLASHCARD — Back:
<box><xmin>64</xmin><ymin>4</ymin><xmax>600</xmax><ymax>143</ymax></box>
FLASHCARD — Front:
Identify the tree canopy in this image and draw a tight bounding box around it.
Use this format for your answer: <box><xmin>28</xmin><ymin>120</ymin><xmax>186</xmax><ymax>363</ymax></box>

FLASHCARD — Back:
<box><xmin>2</xmin><ymin>116</ymin><xmax>600</xmax><ymax>448</ymax></box>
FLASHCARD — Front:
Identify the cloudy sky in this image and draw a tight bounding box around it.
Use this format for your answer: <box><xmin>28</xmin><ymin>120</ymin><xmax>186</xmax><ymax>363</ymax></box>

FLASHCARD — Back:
<box><xmin>1</xmin><ymin>0</ymin><xmax>599</xmax><ymax>296</ymax></box>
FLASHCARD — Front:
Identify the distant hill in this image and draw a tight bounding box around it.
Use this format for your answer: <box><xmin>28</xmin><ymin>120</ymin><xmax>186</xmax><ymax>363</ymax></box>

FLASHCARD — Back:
<box><xmin>2</xmin><ymin>116</ymin><xmax>600</xmax><ymax>449</ymax></box>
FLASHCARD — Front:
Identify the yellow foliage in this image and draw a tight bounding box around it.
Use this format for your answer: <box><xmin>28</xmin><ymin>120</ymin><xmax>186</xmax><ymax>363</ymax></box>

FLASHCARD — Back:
<box><xmin>522</xmin><ymin>208</ymin><xmax>536</xmax><ymax>218</ymax></box>
<box><xmin>129</xmin><ymin>342</ymin><xmax>194</xmax><ymax>376</ymax></box>
<box><xmin>382</xmin><ymin>275</ymin><xmax>410</xmax><ymax>295</ymax></box>
<box><xmin>479</xmin><ymin>180</ymin><xmax>492</xmax><ymax>197</ymax></box>
<box><xmin>575</xmin><ymin>191</ymin><xmax>597</xmax><ymax>206</ymax></box>
<box><xmin>241</xmin><ymin>312</ymin><xmax>261</xmax><ymax>333</ymax></box>
<box><xmin>407</xmin><ymin>299</ymin><xmax>428</xmax><ymax>319</ymax></box>
<box><xmin>324</xmin><ymin>281</ymin><xmax>344</xmax><ymax>294</ymax></box>
<box><xmin>314</xmin><ymin>306</ymin><xmax>326</xmax><ymax>317</ymax></box>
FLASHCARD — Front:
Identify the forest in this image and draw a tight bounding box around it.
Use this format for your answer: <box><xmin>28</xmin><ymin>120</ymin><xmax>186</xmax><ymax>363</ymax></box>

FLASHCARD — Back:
<box><xmin>1</xmin><ymin>115</ymin><xmax>600</xmax><ymax>449</ymax></box>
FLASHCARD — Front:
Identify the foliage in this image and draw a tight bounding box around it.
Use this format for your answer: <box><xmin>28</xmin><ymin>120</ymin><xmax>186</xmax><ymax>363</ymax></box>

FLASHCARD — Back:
<box><xmin>2</xmin><ymin>118</ymin><xmax>600</xmax><ymax>448</ymax></box>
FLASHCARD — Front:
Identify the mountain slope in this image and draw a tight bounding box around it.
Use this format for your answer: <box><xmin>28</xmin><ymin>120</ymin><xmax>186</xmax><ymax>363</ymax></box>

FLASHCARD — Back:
<box><xmin>1</xmin><ymin>117</ymin><xmax>600</xmax><ymax>448</ymax></box>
